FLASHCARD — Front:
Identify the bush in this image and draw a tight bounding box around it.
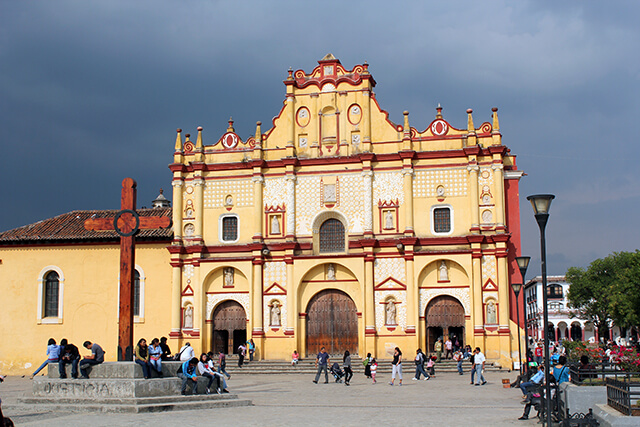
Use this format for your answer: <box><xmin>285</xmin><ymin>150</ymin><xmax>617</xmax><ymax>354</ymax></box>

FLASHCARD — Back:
<box><xmin>563</xmin><ymin>340</ymin><xmax>604</xmax><ymax>364</ymax></box>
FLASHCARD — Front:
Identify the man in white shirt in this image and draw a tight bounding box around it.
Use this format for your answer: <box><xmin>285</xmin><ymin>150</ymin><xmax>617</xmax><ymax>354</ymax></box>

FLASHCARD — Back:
<box><xmin>472</xmin><ymin>347</ymin><xmax>487</xmax><ymax>386</ymax></box>
<box><xmin>178</xmin><ymin>342</ymin><xmax>196</xmax><ymax>361</ymax></box>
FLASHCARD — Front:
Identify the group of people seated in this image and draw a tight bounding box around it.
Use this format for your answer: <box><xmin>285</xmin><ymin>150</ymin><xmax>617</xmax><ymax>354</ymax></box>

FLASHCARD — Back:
<box><xmin>517</xmin><ymin>355</ymin><xmax>571</xmax><ymax>421</ymax></box>
<box><xmin>178</xmin><ymin>353</ymin><xmax>231</xmax><ymax>395</ymax></box>
<box><xmin>31</xmin><ymin>338</ymin><xmax>105</xmax><ymax>379</ymax></box>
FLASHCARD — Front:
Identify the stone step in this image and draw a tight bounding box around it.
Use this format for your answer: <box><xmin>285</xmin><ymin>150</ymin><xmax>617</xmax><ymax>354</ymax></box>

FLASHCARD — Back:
<box><xmin>15</xmin><ymin>395</ymin><xmax>252</xmax><ymax>413</ymax></box>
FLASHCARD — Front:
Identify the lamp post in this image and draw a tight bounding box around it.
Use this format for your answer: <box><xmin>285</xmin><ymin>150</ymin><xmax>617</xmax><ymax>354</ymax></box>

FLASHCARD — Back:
<box><xmin>516</xmin><ymin>256</ymin><xmax>530</xmax><ymax>376</ymax></box>
<box><xmin>527</xmin><ymin>194</ymin><xmax>554</xmax><ymax>426</ymax></box>
<box><xmin>511</xmin><ymin>282</ymin><xmax>523</xmax><ymax>375</ymax></box>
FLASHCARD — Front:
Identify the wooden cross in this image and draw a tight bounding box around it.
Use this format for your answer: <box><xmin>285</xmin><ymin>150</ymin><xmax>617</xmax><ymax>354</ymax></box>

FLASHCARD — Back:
<box><xmin>84</xmin><ymin>178</ymin><xmax>171</xmax><ymax>361</ymax></box>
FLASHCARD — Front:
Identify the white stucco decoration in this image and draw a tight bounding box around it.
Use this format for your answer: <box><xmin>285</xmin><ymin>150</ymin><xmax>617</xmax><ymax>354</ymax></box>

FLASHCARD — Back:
<box><xmin>263</xmin><ymin>261</ymin><xmax>287</xmax><ymax>288</ymax></box>
<box><xmin>482</xmin><ymin>255</ymin><xmax>497</xmax><ymax>282</ymax></box>
<box><xmin>375</xmin><ymin>290</ymin><xmax>407</xmax><ymax>329</ymax></box>
<box><xmin>263</xmin><ymin>177</ymin><xmax>287</xmax><ymax>207</ymax></box>
<box><xmin>204</xmin><ymin>179</ymin><xmax>253</xmax><ymax>208</ymax></box>
<box><xmin>413</xmin><ymin>168</ymin><xmax>468</xmax><ymax>198</ymax></box>
<box><xmin>206</xmin><ymin>293</ymin><xmax>250</xmax><ymax>321</ymax></box>
<box><xmin>419</xmin><ymin>287</ymin><xmax>471</xmax><ymax>317</ymax></box>
<box><xmin>373</xmin><ymin>172</ymin><xmax>404</xmax><ymax>205</ymax></box>
<box><xmin>374</xmin><ymin>258</ymin><xmax>406</xmax><ymax>285</ymax></box>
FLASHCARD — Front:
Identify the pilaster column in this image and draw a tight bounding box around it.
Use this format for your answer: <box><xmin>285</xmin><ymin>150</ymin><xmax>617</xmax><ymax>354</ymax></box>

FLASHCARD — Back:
<box><xmin>285</xmin><ymin>175</ymin><xmax>296</xmax><ymax>238</ymax></box>
<box><xmin>467</xmin><ymin>165</ymin><xmax>480</xmax><ymax>232</ymax></box>
<box><xmin>473</xmin><ymin>253</ymin><xmax>484</xmax><ymax>346</ymax></box>
<box><xmin>364</xmin><ymin>256</ymin><xmax>375</xmax><ymax>333</ymax></box>
<box><xmin>310</xmin><ymin>93</ymin><xmax>319</xmax><ymax>156</ymax></box>
<box><xmin>286</xmin><ymin>256</ymin><xmax>295</xmax><ymax>334</ymax></box>
<box><xmin>362</xmin><ymin>170</ymin><xmax>373</xmax><ymax>235</ymax></box>
<box><xmin>405</xmin><ymin>254</ymin><xmax>416</xmax><ymax>333</ymax></box>
<box><xmin>191</xmin><ymin>263</ymin><xmax>201</xmax><ymax>340</ymax></box>
<box><xmin>362</xmin><ymin>90</ymin><xmax>371</xmax><ymax>151</ymax></box>
<box><xmin>252</xmin><ymin>258</ymin><xmax>264</xmax><ymax>336</ymax></box>
<box><xmin>286</xmin><ymin>95</ymin><xmax>295</xmax><ymax>157</ymax></box>
<box><xmin>171</xmin><ymin>179</ymin><xmax>184</xmax><ymax>243</ymax></box>
<box><xmin>492</xmin><ymin>163</ymin><xmax>505</xmax><ymax>231</ymax></box>
<box><xmin>402</xmin><ymin>167</ymin><xmax>414</xmax><ymax>235</ymax></box>
<box><xmin>497</xmin><ymin>250</ymin><xmax>510</xmax><ymax>330</ymax></box>
<box><xmin>252</xmin><ymin>174</ymin><xmax>264</xmax><ymax>241</ymax></box>
<box><xmin>171</xmin><ymin>265</ymin><xmax>182</xmax><ymax>333</ymax></box>
<box><xmin>193</xmin><ymin>177</ymin><xmax>205</xmax><ymax>241</ymax></box>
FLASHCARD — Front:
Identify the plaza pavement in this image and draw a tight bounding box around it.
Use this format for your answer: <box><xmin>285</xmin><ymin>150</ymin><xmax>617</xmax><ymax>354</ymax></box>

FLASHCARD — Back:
<box><xmin>2</xmin><ymin>368</ymin><xmax>536</xmax><ymax>426</ymax></box>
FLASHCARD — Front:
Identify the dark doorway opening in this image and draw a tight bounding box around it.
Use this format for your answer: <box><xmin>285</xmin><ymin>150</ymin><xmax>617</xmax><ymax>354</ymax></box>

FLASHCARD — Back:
<box><xmin>306</xmin><ymin>289</ymin><xmax>358</xmax><ymax>356</ymax></box>
<box><xmin>212</xmin><ymin>300</ymin><xmax>247</xmax><ymax>355</ymax></box>
<box><xmin>425</xmin><ymin>295</ymin><xmax>465</xmax><ymax>353</ymax></box>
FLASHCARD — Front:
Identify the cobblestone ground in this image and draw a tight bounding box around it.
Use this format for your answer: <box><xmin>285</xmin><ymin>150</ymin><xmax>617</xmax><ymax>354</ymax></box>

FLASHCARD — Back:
<box><xmin>1</xmin><ymin>369</ymin><xmax>537</xmax><ymax>426</ymax></box>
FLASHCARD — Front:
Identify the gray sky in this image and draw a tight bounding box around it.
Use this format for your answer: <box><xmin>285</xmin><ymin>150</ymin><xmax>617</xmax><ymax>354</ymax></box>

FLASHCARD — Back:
<box><xmin>1</xmin><ymin>1</ymin><xmax>639</xmax><ymax>279</ymax></box>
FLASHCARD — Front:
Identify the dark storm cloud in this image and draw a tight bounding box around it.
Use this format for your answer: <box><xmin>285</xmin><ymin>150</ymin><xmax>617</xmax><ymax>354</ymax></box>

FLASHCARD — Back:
<box><xmin>1</xmin><ymin>0</ymin><xmax>639</xmax><ymax>276</ymax></box>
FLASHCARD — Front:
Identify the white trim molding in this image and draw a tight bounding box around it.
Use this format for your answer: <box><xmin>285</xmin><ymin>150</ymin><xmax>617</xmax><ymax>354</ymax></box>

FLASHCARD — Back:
<box><xmin>37</xmin><ymin>265</ymin><xmax>65</xmax><ymax>324</ymax></box>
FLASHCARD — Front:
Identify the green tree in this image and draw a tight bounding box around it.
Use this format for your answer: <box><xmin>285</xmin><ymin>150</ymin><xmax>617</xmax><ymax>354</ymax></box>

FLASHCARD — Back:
<box><xmin>567</xmin><ymin>251</ymin><xmax>640</xmax><ymax>339</ymax></box>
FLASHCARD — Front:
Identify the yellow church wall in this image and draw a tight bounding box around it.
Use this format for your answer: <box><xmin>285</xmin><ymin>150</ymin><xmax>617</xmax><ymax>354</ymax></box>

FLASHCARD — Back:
<box><xmin>0</xmin><ymin>243</ymin><xmax>171</xmax><ymax>375</ymax></box>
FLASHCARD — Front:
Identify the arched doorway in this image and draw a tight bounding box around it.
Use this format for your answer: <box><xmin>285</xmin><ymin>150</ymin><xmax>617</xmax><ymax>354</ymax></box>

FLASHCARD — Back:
<box><xmin>306</xmin><ymin>289</ymin><xmax>358</xmax><ymax>356</ymax></box>
<box><xmin>425</xmin><ymin>295</ymin><xmax>465</xmax><ymax>353</ymax></box>
<box><xmin>570</xmin><ymin>322</ymin><xmax>582</xmax><ymax>341</ymax></box>
<box><xmin>212</xmin><ymin>301</ymin><xmax>246</xmax><ymax>355</ymax></box>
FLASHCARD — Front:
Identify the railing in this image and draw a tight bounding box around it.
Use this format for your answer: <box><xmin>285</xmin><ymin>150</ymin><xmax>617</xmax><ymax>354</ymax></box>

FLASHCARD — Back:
<box><xmin>606</xmin><ymin>374</ymin><xmax>640</xmax><ymax>416</ymax></box>
<box><xmin>569</xmin><ymin>362</ymin><xmax>622</xmax><ymax>385</ymax></box>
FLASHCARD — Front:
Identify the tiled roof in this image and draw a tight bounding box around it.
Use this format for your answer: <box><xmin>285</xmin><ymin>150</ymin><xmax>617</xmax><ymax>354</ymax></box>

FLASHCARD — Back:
<box><xmin>0</xmin><ymin>208</ymin><xmax>173</xmax><ymax>245</ymax></box>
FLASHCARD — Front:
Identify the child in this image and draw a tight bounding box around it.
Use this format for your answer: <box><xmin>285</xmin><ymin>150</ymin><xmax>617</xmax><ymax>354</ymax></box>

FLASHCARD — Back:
<box><xmin>426</xmin><ymin>355</ymin><xmax>436</xmax><ymax>377</ymax></box>
<box><xmin>370</xmin><ymin>358</ymin><xmax>378</xmax><ymax>384</ymax></box>
<box><xmin>291</xmin><ymin>350</ymin><xmax>299</xmax><ymax>366</ymax></box>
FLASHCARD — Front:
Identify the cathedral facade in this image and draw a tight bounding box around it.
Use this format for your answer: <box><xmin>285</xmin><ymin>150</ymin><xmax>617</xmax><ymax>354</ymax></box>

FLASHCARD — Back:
<box><xmin>168</xmin><ymin>55</ymin><xmax>524</xmax><ymax>366</ymax></box>
<box><xmin>0</xmin><ymin>55</ymin><xmax>524</xmax><ymax>372</ymax></box>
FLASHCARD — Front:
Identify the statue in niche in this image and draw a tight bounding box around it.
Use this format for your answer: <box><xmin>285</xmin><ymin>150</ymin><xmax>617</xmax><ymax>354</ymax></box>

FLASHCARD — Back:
<box><xmin>327</xmin><ymin>263</ymin><xmax>336</xmax><ymax>281</ymax></box>
<box><xmin>224</xmin><ymin>267</ymin><xmax>234</xmax><ymax>287</ymax></box>
<box><xmin>270</xmin><ymin>301</ymin><xmax>281</xmax><ymax>326</ymax></box>
<box><xmin>486</xmin><ymin>300</ymin><xmax>497</xmax><ymax>324</ymax></box>
<box><xmin>439</xmin><ymin>261</ymin><xmax>449</xmax><ymax>281</ymax></box>
<box><xmin>183</xmin><ymin>305</ymin><xmax>193</xmax><ymax>329</ymax></box>
<box><xmin>385</xmin><ymin>300</ymin><xmax>397</xmax><ymax>325</ymax></box>
<box><xmin>271</xmin><ymin>215</ymin><xmax>281</xmax><ymax>235</ymax></box>
<box><xmin>384</xmin><ymin>210</ymin><xmax>394</xmax><ymax>230</ymax></box>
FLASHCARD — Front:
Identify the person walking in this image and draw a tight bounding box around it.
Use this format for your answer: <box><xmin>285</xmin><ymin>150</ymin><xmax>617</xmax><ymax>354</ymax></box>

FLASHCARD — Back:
<box><xmin>313</xmin><ymin>347</ymin><xmax>330</xmax><ymax>384</ymax></box>
<box><xmin>445</xmin><ymin>337</ymin><xmax>453</xmax><ymax>359</ymax></box>
<box><xmin>237</xmin><ymin>343</ymin><xmax>246</xmax><ymax>367</ymax></box>
<box><xmin>343</xmin><ymin>350</ymin><xmax>353</xmax><ymax>386</ymax></box>
<box><xmin>218</xmin><ymin>351</ymin><xmax>231</xmax><ymax>379</ymax></box>
<box><xmin>248</xmin><ymin>339</ymin><xmax>256</xmax><ymax>362</ymax></box>
<box><xmin>31</xmin><ymin>338</ymin><xmax>60</xmax><ymax>379</ymax></box>
<box><xmin>370</xmin><ymin>358</ymin><xmax>378</xmax><ymax>384</ymax></box>
<box><xmin>453</xmin><ymin>349</ymin><xmax>464</xmax><ymax>375</ymax></box>
<box><xmin>412</xmin><ymin>348</ymin><xmax>430</xmax><ymax>380</ymax></box>
<box><xmin>389</xmin><ymin>347</ymin><xmax>403</xmax><ymax>386</ymax></box>
<box><xmin>363</xmin><ymin>353</ymin><xmax>372</xmax><ymax>378</ymax></box>
<box><xmin>472</xmin><ymin>347</ymin><xmax>487</xmax><ymax>386</ymax></box>
<box><xmin>435</xmin><ymin>338</ymin><xmax>443</xmax><ymax>363</ymax></box>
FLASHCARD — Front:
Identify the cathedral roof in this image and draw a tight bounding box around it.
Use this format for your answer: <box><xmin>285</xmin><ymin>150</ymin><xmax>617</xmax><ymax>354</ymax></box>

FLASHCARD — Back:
<box><xmin>0</xmin><ymin>208</ymin><xmax>173</xmax><ymax>245</ymax></box>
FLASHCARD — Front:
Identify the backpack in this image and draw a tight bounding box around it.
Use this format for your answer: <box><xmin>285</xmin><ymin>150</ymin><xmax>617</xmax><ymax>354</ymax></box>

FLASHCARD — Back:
<box><xmin>176</xmin><ymin>362</ymin><xmax>183</xmax><ymax>374</ymax></box>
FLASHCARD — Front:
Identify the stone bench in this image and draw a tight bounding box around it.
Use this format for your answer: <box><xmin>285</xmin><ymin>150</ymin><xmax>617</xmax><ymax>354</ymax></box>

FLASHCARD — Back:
<box><xmin>49</xmin><ymin>361</ymin><xmax>186</xmax><ymax>379</ymax></box>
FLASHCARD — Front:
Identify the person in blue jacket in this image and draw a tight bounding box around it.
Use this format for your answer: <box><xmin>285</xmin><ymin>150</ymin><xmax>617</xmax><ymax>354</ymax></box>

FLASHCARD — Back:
<box><xmin>178</xmin><ymin>357</ymin><xmax>199</xmax><ymax>395</ymax></box>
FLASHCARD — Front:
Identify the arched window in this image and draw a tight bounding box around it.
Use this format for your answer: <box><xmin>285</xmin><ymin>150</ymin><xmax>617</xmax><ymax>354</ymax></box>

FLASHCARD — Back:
<box><xmin>44</xmin><ymin>271</ymin><xmax>59</xmax><ymax>318</ymax></box>
<box><xmin>133</xmin><ymin>270</ymin><xmax>141</xmax><ymax>317</ymax></box>
<box><xmin>547</xmin><ymin>284</ymin><xmax>563</xmax><ymax>299</ymax></box>
<box><xmin>319</xmin><ymin>218</ymin><xmax>345</xmax><ymax>253</ymax></box>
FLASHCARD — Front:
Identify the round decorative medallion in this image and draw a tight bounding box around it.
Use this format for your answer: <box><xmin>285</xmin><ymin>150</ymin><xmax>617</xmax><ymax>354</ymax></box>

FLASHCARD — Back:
<box><xmin>296</xmin><ymin>107</ymin><xmax>310</xmax><ymax>127</ymax></box>
<box><xmin>186</xmin><ymin>186</ymin><xmax>193</xmax><ymax>194</ymax></box>
<box><xmin>113</xmin><ymin>209</ymin><xmax>140</xmax><ymax>237</ymax></box>
<box><xmin>348</xmin><ymin>104</ymin><xmax>362</xmax><ymax>125</ymax></box>
<box><xmin>184</xmin><ymin>223</ymin><xmax>195</xmax><ymax>237</ymax></box>
<box><xmin>482</xmin><ymin>210</ymin><xmax>493</xmax><ymax>223</ymax></box>
<box><xmin>431</xmin><ymin>120</ymin><xmax>449</xmax><ymax>136</ymax></box>
<box><xmin>221</xmin><ymin>132</ymin><xmax>238</xmax><ymax>149</ymax></box>
<box><xmin>322</xmin><ymin>83</ymin><xmax>336</xmax><ymax>92</ymax></box>
<box><xmin>481</xmin><ymin>170</ymin><xmax>490</xmax><ymax>179</ymax></box>
<box><xmin>436</xmin><ymin>185</ymin><xmax>446</xmax><ymax>197</ymax></box>
<box><xmin>482</xmin><ymin>194</ymin><xmax>491</xmax><ymax>204</ymax></box>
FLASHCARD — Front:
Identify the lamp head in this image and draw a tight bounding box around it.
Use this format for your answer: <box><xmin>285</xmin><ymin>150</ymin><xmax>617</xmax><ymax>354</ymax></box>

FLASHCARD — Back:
<box><xmin>511</xmin><ymin>282</ymin><xmax>522</xmax><ymax>296</ymax></box>
<box><xmin>526</xmin><ymin>194</ymin><xmax>555</xmax><ymax>215</ymax></box>
<box><xmin>516</xmin><ymin>256</ymin><xmax>531</xmax><ymax>280</ymax></box>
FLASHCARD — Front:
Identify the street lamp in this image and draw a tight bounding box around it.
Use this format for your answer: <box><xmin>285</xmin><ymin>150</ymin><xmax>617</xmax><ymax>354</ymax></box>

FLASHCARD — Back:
<box><xmin>527</xmin><ymin>194</ymin><xmax>554</xmax><ymax>426</ymax></box>
<box><xmin>516</xmin><ymin>256</ymin><xmax>530</xmax><ymax>375</ymax></box>
<box><xmin>511</xmin><ymin>282</ymin><xmax>523</xmax><ymax>376</ymax></box>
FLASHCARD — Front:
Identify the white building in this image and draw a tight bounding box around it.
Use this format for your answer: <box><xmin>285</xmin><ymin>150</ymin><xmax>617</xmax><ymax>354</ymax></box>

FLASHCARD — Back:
<box><xmin>524</xmin><ymin>275</ymin><xmax>597</xmax><ymax>343</ymax></box>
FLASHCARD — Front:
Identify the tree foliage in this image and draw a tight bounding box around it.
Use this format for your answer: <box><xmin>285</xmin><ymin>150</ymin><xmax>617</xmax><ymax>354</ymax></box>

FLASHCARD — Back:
<box><xmin>566</xmin><ymin>251</ymin><xmax>640</xmax><ymax>336</ymax></box>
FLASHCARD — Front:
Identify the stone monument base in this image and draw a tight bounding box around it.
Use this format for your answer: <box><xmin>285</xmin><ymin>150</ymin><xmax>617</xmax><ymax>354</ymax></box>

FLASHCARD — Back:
<box><xmin>19</xmin><ymin>362</ymin><xmax>251</xmax><ymax>413</ymax></box>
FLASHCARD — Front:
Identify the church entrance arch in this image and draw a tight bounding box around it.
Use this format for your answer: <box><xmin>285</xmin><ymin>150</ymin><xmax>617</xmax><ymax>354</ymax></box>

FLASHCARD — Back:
<box><xmin>425</xmin><ymin>295</ymin><xmax>465</xmax><ymax>353</ymax></box>
<box><xmin>212</xmin><ymin>301</ymin><xmax>246</xmax><ymax>355</ymax></box>
<box><xmin>306</xmin><ymin>289</ymin><xmax>358</xmax><ymax>356</ymax></box>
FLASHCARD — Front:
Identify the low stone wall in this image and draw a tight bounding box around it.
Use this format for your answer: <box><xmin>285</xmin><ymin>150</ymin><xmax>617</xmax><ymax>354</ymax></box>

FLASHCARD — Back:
<box><xmin>559</xmin><ymin>382</ymin><xmax>607</xmax><ymax>417</ymax></box>
<box><xmin>49</xmin><ymin>361</ymin><xmax>185</xmax><ymax>379</ymax></box>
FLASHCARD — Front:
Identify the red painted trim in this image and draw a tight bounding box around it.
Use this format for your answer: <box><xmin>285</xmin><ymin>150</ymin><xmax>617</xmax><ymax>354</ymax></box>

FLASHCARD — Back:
<box><xmin>419</xmin><ymin>285</ymin><xmax>469</xmax><ymax>289</ymax></box>
<box><xmin>205</xmin><ymin>291</ymin><xmax>250</xmax><ymax>295</ymax></box>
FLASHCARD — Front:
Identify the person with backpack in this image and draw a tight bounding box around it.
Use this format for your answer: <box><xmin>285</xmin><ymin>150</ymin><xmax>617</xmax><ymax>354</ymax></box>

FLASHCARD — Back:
<box><xmin>177</xmin><ymin>357</ymin><xmax>199</xmax><ymax>395</ymax></box>
<box><xmin>363</xmin><ymin>353</ymin><xmax>372</xmax><ymax>378</ymax></box>
<box><xmin>237</xmin><ymin>344</ymin><xmax>246</xmax><ymax>367</ymax></box>
<box><xmin>176</xmin><ymin>342</ymin><xmax>195</xmax><ymax>361</ymax></box>
<box><xmin>412</xmin><ymin>348</ymin><xmax>430</xmax><ymax>380</ymax></box>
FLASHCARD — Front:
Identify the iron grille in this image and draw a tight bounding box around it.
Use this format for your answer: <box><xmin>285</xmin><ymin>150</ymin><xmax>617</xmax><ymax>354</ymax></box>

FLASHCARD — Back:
<box><xmin>44</xmin><ymin>272</ymin><xmax>59</xmax><ymax>318</ymax></box>
<box><xmin>319</xmin><ymin>219</ymin><xmax>345</xmax><ymax>253</ymax></box>
<box><xmin>222</xmin><ymin>216</ymin><xmax>238</xmax><ymax>241</ymax></box>
<box><xmin>433</xmin><ymin>207</ymin><xmax>451</xmax><ymax>233</ymax></box>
